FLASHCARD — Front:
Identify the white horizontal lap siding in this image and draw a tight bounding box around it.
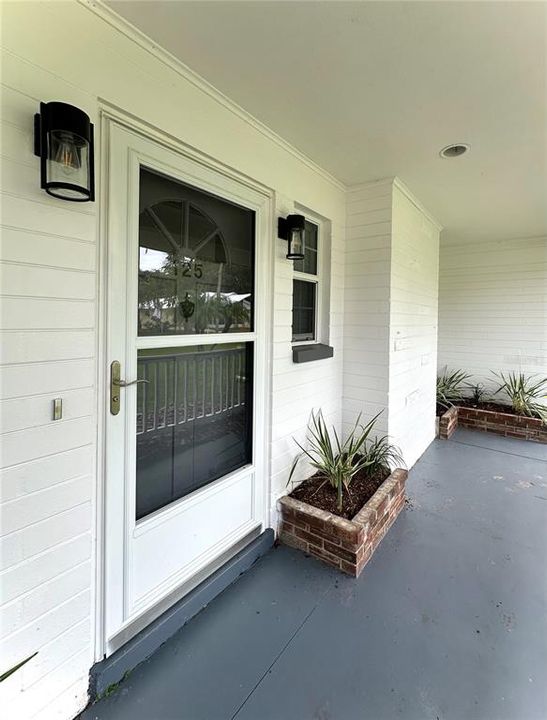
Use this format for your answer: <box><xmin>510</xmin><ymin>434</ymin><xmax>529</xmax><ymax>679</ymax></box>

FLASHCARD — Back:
<box><xmin>343</xmin><ymin>180</ymin><xmax>393</xmax><ymax>436</ymax></box>
<box><xmin>269</xmin><ymin>206</ymin><xmax>344</xmax><ymax>504</ymax></box>
<box><xmin>388</xmin><ymin>184</ymin><xmax>440</xmax><ymax>468</ymax></box>
<box><xmin>0</xmin><ymin>60</ymin><xmax>97</xmax><ymax>720</ymax></box>
<box><xmin>438</xmin><ymin>238</ymin><xmax>547</xmax><ymax>396</ymax></box>
<box><xmin>1</xmin><ymin>3</ymin><xmax>346</xmax><ymax>717</ymax></box>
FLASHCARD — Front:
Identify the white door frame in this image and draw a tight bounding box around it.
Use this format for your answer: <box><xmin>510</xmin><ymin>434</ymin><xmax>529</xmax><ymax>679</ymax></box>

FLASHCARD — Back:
<box><xmin>94</xmin><ymin>107</ymin><xmax>273</xmax><ymax>659</ymax></box>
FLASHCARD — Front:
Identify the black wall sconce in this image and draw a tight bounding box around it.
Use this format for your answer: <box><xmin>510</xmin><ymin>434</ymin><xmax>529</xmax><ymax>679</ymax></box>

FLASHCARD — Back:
<box><xmin>278</xmin><ymin>214</ymin><xmax>305</xmax><ymax>261</ymax></box>
<box><xmin>34</xmin><ymin>102</ymin><xmax>95</xmax><ymax>202</ymax></box>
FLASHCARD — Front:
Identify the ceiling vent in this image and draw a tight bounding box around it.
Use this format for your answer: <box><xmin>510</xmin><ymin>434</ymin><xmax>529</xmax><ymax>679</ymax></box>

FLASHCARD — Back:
<box><xmin>440</xmin><ymin>143</ymin><xmax>469</xmax><ymax>158</ymax></box>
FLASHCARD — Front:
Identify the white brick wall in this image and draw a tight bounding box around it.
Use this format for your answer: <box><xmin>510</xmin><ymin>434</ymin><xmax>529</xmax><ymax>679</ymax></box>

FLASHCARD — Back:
<box><xmin>0</xmin><ymin>2</ymin><xmax>345</xmax><ymax>718</ymax></box>
<box><xmin>438</xmin><ymin>237</ymin><xmax>547</xmax><ymax>391</ymax></box>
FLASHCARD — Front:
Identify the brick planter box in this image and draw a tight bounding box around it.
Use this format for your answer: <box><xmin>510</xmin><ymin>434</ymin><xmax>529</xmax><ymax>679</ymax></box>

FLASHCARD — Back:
<box><xmin>436</xmin><ymin>404</ymin><xmax>547</xmax><ymax>444</ymax></box>
<box><xmin>278</xmin><ymin>468</ymin><xmax>408</xmax><ymax>577</ymax></box>
<box><xmin>437</xmin><ymin>405</ymin><xmax>458</xmax><ymax>439</ymax></box>
<box><xmin>457</xmin><ymin>405</ymin><xmax>547</xmax><ymax>443</ymax></box>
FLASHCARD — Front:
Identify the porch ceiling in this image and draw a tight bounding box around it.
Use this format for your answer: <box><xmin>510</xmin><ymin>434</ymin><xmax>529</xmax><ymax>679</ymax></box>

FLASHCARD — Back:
<box><xmin>106</xmin><ymin>1</ymin><xmax>547</xmax><ymax>244</ymax></box>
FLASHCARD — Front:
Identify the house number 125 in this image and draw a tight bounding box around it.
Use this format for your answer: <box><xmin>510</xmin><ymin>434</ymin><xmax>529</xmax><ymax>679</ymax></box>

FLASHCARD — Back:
<box><xmin>181</xmin><ymin>260</ymin><xmax>203</xmax><ymax>279</ymax></box>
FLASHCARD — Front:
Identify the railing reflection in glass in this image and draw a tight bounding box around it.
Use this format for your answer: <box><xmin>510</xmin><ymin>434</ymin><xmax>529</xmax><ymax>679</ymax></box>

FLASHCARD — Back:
<box><xmin>136</xmin><ymin>343</ymin><xmax>253</xmax><ymax>520</ymax></box>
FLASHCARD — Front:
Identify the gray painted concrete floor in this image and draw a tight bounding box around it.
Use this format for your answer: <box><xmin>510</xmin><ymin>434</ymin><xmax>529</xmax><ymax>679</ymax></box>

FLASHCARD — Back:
<box><xmin>82</xmin><ymin>429</ymin><xmax>547</xmax><ymax>720</ymax></box>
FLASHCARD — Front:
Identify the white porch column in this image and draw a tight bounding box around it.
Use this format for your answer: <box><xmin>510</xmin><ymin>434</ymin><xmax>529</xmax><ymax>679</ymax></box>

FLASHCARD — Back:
<box><xmin>343</xmin><ymin>178</ymin><xmax>442</xmax><ymax>469</ymax></box>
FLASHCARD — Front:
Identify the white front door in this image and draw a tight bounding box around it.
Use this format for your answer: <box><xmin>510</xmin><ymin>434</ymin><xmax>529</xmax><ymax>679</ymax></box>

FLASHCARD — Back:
<box><xmin>103</xmin><ymin>120</ymin><xmax>271</xmax><ymax>653</ymax></box>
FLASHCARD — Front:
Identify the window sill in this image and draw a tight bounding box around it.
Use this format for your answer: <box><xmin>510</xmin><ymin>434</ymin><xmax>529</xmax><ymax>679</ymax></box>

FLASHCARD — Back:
<box><xmin>292</xmin><ymin>343</ymin><xmax>334</xmax><ymax>364</ymax></box>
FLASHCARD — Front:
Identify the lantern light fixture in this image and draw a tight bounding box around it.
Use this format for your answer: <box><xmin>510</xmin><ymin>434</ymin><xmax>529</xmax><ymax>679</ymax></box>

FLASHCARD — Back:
<box><xmin>34</xmin><ymin>101</ymin><xmax>95</xmax><ymax>202</ymax></box>
<box><xmin>278</xmin><ymin>214</ymin><xmax>305</xmax><ymax>261</ymax></box>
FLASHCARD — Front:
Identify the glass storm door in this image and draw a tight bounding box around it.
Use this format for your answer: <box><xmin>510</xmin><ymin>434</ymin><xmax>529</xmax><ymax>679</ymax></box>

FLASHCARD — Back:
<box><xmin>104</xmin><ymin>123</ymin><xmax>269</xmax><ymax>653</ymax></box>
<box><xmin>136</xmin><ymin>168</ymin><xmax>255</xmax><ymax>520</ymax></box>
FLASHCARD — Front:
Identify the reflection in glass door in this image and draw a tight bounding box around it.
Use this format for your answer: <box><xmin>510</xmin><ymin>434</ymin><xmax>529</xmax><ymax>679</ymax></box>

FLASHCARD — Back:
<box><xmin>136</xmin><ymin>168</ymin><xmax>255</xmax><ymax>520</ymax></box>
<box><xmin>138</xmin><ymin>168</ymin><xmax>254</xmax><ymax>336</ymax></box>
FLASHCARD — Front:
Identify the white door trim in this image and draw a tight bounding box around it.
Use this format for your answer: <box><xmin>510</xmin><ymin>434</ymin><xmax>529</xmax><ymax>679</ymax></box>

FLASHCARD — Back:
<box><xmin>94</xmin><ymin>106</ymin><xmax>274</xmax><ymax>660</ymax></box>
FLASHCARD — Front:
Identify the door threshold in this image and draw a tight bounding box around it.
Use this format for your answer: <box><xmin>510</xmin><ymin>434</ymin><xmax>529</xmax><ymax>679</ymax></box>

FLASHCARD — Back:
<box><xmin>89</xmin><ymin>528</ymin><xmax>274</xmax><ymax>702</ymax></box>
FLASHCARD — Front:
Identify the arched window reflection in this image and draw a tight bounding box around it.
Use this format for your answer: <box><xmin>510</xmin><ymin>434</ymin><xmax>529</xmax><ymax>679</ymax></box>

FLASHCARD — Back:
<box><xmin>138</xmin><ymin>168</ymin><xmax>254</xmax><ymax>335</ymax></box>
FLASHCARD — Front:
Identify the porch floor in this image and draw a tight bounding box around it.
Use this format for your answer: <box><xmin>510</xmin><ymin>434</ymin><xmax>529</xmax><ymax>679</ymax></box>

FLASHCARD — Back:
<box><xmin>81</xmin><ymin>429</ymin><xmax>547</xmax><ymax>720</ymax></box>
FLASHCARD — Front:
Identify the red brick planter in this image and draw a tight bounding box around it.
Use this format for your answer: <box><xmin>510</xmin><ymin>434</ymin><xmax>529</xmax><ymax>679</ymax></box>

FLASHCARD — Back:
<box><xmin>437</xmin><ymin>405</ymin><xmax>458</xmax><ymax>439</ymax></box>
<box><xmin>457</xmin><ymin>405</ymin><xmax>547</xmax><ymax>443</ymax></box>
<box><xmin>278</xmin><ymin>468</ymin><xmax>408</xmax><ymax>577</ymax></box>
<box><xmin>436</xmin><ymin>404</ymin><xmax>547</xmax><ymax>444</ymax></box>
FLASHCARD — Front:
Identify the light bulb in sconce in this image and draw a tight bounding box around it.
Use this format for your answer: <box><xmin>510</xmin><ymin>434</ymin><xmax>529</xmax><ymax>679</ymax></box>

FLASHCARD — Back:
<box><xmin>52</xmin><ymin>131</ymin><xmax>81</xmax><ymax>176</ymax></box>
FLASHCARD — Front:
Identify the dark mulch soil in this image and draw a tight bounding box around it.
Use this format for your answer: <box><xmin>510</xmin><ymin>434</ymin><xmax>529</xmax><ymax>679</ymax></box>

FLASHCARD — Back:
<box><xmin>436</xmin><ymin>402</ymin><xmax>451</xmax><ymax>417</ymax></box>
<box><xmin>436</xmin><ymin>400</ymin><xmax>536</xmax><ymax>418</ymax></box>
<box><xmin>456</xmin><ymin>399</ymin><xmax>516</xmax><ymax>414</ymax></box>
<box><xmin>289</xmin><ymin>466</ymin><xmax>390</xmax><ymax>520</ymax></box>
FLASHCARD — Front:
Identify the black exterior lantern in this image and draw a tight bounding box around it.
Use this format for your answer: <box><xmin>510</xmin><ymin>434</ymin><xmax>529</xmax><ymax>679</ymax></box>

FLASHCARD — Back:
<box><xmin>34</xmin><ymin>102</ymin><xmax>95</xmax><ymax>202</ymax></box>
<box><xmin>278</xmin><ymin>214</ymin><xmax>305</xmax><ymax>260</ymax></box>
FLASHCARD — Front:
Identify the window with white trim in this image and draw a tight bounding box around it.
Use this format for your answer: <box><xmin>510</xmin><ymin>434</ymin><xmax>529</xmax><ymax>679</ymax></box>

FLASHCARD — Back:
<box><xmin>292</xmin><ymin>219</ymin><xmax>320</xmax><ymax>343</ymax></box>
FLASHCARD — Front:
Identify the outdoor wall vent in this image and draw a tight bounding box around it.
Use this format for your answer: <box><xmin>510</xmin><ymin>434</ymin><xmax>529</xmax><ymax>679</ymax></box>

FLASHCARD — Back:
<box><xmin>34</xmin><ymin>101</ymin><xmax>95</xmax><ymax>202</ymax></box>
<box><xmin>439</xmin><ymin>143</ymin><xmax>469</xmax><ymax>159</ymax></box>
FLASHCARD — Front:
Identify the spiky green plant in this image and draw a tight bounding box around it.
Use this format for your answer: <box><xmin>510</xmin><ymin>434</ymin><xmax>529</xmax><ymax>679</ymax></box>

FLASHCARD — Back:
<box><xmin>492</xmin><ymin>372</ymin><xmax>547</xmax><ymax>423</ymax></box>
<box><xmin>363</xmin><ymin>435</ymin><xmax>404</xmax><ymax>474</ymax></box>
<box><xmin>0</xmin><ymin>652</ymin><xmax>38</xmax><ymax>683</ymax></box>
<box><xmin>436</xmin><ymin>368</ymin><xmax>472</xmax><ymax>410</ymax></box>
<box><xmin>465</xmin><ymin>382</ymin><xmax>489</xmax><ymax>405</ymax></box>
<box><xmin>288</xmin><ymin>410</ymin><xmax>381</xmax><ymax>511</ymax></box>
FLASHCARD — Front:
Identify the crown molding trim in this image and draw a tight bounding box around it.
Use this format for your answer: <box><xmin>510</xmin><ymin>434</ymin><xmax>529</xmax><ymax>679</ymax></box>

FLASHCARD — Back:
<box><xmin>346</xmin><ymin>176</ymin><xmax>443</xmax><ymax>231</ymax></box>
<box><xmin>78</xmin><ymin>1</ymin><xmax>449</xmax><ymax>228</ymax></box>
<box><xmin>345</xmin><ymin>177</ymin><xmax>395</xmax><ymax>194</ymax></box>
<box><xmin>393</xmin><ymin>177</ymin><xmax>443</xmax><ymax>231</ymax></box>
<box><xmin>441</xmin><ymin>233</ymin><xmax>547</xmax><ymax>246</ymax></box>
<box><xmin>78</xmin><ymin>0</ymin><xmax>345</xmax><ymax>193</ymax></box>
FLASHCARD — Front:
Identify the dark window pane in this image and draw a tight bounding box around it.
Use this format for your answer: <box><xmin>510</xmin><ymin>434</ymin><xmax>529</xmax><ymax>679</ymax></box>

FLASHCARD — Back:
<box><xmin>136</xmin><ymin>343</ymin><xmax>253</xmax><ymax>520</ymax></box>
<box><xmin>294</xmin><ymin>220</ymin><xmax>318</xmax><ymax>275</ymax></box>
<box><xmin>292</xmin><ymin>279</ymin><xmax>316</xmax><ymax>341</ymax></box>
<box><xmin>138</xmin><ymin>168</ymin><xmax>255</xmax><ymax>336</ymax></box>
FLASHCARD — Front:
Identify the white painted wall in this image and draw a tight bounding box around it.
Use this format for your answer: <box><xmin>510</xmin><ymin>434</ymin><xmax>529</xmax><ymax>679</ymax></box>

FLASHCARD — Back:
<box><xmin>343</xmin><ymin>179</ymin><xmax>393</xmax><ymax>437</ymax></box>
<box><xmin>270</xmin><ymin>197</ymin><xmax>345</xmax><ymax>499</ymax></box>
<box><xmin>1</xmin><ymin>81</ymin><xmax>98</xmax><ymax>719</ymax></box>
<box><xmin>0</xmin><ymin>2</ymin><xmax>345</xmax><ymax>718</ymax></box>
<box><xmin>389</xmin><ymin>183</ymin><xmax>440</xmax><ymax>468</ymax></box>
<box><xmin>438</xmin><ymin>237</ymin><xmax>547</xmax><ymax>393</ymax></box>
<box><xmin>343</xmin><ymin>179</ymin><xmax>441</xmax><ymax>469</ymax></box>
